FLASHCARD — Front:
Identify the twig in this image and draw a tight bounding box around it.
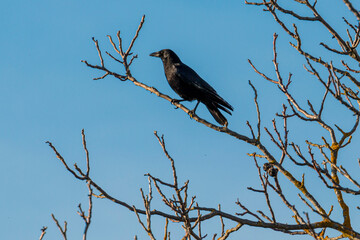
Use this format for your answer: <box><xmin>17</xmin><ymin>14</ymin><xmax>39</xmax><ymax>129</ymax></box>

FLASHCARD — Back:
<box><xmin>39</xmin><ymin>226</ymin><xmax>47</xmax><ymax>240</ymax></box>
<box><xmin>51</xmin><ymin>214</ymin><xmax>67</xmax><ymax>240</ymax></box>
<box><xmin>77</xmin><ymin>181</ymin><xmax>93</xmax><ymax>240</ymax></box>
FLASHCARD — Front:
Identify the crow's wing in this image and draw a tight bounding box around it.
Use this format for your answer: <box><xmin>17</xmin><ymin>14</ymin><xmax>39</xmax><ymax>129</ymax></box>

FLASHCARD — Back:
<box><xmin>174</xmin><ymin>63</ymin><xmax>233</xmax><ymax>111</ymax></box>
<box><xmin>174</xmin><ymin>63</ymin><xmax>216</xmax><ymax>92</ymax></box>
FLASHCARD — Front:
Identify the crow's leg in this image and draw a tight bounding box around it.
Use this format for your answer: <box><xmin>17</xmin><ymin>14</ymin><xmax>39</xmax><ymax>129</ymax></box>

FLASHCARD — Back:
<box><xmin>171</xmin><ymin>99</ymin><xmax>186</xmax><ymax>104</ymax></box>
<box><xmin>188</xmin><ymin>101</ymin><xmax>200</xmax><ymax>118</ymax></box>
<box><xmin>171</xmin><ymin>99</ymin><xmax>186</xmax><ymax>109</ymax></box>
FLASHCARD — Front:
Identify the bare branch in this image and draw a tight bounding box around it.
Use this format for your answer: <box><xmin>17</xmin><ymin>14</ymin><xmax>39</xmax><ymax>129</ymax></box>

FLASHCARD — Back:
<box><xmin>46</xmin><ymin>141</ymin><xmax>86</xmax><ymax>180</ymax></box>
<box><xmin>342</xmin><ymin>0</ymin><xmax>360</xmax><ymax>22</ymax></box>
<box><xmin>51</xmin><ymin>214</ymin><xmax>67</xmax><ymax>240</ymax></box>
<box><xmin>77</xmin><ymin>181</ymin><xmax>93</xmax><ymax>240</ymax></box>
<box><xmin>248</xmin><ymin>80</ymin><xmax>261</xmax><ymax>140</ymax></box>
<box><xmin>39</xmin><ymin>226</ymin><xmax>47</xmax><ymax>240</ymax></box>
<box><xmin>125</xmin><ymin>15</ymin><xmax>145</xmax><ymax>56</ymax></box>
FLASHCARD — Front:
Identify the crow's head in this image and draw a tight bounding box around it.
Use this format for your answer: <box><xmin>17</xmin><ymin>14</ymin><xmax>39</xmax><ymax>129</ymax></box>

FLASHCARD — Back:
<box><xmin>150</xmin><ymin>49</ymin><xmax>181</xmax><ymax>63</ymax></box>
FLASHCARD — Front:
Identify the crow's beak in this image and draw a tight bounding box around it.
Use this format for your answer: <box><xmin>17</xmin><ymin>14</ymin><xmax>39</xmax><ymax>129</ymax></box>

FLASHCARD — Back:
<box><xmin>150</xmin><ymin>51</ymin><xmax>160</xmax><ymax>57</ymax></box>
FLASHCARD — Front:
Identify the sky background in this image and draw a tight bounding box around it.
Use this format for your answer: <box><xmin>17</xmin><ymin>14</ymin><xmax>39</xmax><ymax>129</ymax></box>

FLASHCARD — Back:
<box><xmin>1</xmin><ymin>0</ymin><xmax>360</xmax><ymax>239</ymax></box>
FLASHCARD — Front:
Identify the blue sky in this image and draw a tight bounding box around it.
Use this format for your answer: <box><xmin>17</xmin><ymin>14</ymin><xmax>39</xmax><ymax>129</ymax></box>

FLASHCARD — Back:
<box><xmin>1</xmin><ymin>0</ymin><xmax>359</xmax><ymax>239</ymax></box>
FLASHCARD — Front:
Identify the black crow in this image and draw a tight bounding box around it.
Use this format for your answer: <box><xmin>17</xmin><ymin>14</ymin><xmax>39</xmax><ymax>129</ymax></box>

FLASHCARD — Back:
<box><xmin>150</xmin><ymin>49</ymin><xmax>233</xmax><ymax>126</ymax></box>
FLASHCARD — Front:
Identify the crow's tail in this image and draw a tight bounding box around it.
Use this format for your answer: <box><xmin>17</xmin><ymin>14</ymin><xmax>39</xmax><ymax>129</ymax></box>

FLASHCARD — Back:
<box><xmin>206</xmin><ymin>103</ymin><xmax>228</xmax><ymax>126</ymax></box>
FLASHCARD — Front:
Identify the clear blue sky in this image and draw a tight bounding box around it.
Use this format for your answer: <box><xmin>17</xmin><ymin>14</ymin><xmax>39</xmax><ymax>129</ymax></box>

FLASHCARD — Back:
<box><xmin>1</xmin><ymin>0</ymin><xmax>359</xmax><ymax>239</ymax></box>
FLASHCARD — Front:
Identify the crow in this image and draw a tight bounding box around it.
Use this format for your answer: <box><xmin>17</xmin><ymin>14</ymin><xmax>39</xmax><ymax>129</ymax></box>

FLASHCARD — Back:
<box><xmin>150</xmin><ymin>49</ymin><xmax>233</xmax><ymax>126</ymax></box>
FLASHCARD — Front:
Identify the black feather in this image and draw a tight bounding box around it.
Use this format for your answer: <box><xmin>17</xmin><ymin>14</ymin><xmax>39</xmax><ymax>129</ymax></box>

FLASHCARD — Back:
<box><xmin>150</xmin><ymin>49</ymin><xmax>233</xmax><ymax>126</ymax></box>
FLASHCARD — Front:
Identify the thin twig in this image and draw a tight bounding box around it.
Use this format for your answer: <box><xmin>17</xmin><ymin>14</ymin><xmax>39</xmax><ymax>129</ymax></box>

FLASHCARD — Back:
<box><xmin>51</xmin><ymin>214</ymin><xmax>67</xmax><ymax>240</ymax></box>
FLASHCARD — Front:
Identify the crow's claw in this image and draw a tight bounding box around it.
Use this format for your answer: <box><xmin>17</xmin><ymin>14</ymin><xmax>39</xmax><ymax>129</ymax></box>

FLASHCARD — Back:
<box><xmin>171</xmin><ymin>99</ymin><xmax>185</xmax><ymax>109</ymax></box>
<box><xmin>188</xmin><ymin>109</ymin><xmax>195</xmax><ymax>118</ymax></box>
<box><xmin>171</xmin><ymin>99</ymin><xmax>180</xmax><ymax>104</ymax></box>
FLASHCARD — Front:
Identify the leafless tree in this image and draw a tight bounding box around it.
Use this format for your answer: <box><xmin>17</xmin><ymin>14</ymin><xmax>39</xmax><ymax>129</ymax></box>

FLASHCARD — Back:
<box><xmin>41</xmin><ymin>1</ymin><xmax>360</xmax><ymax>239</ymax></box>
